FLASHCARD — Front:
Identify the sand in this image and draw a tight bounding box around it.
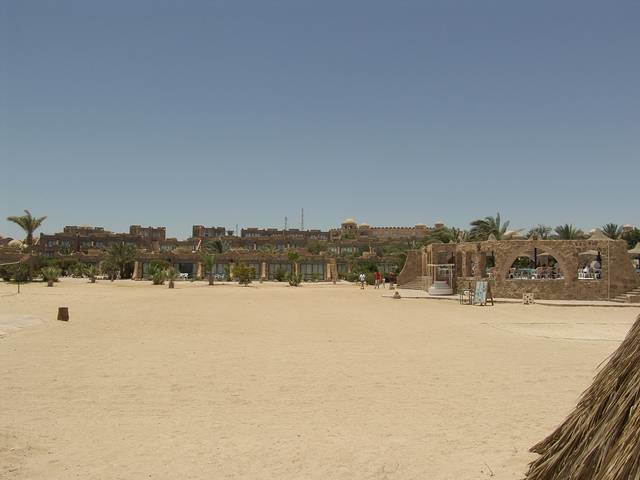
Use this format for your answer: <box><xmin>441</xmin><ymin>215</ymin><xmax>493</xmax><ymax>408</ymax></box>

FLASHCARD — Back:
<box><xmin>1</xmin><ymin>279</ymin><xmax>638</xmax><ymax>479</ymax></box>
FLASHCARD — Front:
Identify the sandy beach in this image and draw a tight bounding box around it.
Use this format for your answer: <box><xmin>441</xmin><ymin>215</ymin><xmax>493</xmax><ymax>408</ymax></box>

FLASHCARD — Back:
<box><xmin>1</xmin><ymin>279</ymin><xmax>638</xmax><ymax>479</ymax></box>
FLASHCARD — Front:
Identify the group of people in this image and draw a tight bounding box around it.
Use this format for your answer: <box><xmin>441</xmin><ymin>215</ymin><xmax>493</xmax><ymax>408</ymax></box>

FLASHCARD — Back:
<box><xmin>358</xmin><ymin>271</ymin><xmax>387</xmax><ymax>289</ymax></box>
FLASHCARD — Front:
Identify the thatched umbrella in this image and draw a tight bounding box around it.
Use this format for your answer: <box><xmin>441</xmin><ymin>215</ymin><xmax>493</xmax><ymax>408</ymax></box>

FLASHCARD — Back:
<box><xmin>525</xmin><ymin>313</ymin><xmax>640</xmax><ymax>480</ymax></box>
<box><xmin>628</xmin><ymin>243</ymin><xmax>640</xmax><ymax>257</ymax></box>
<box><xmin>588</xmin><ymin>228</ymin><xmax>611</xmax><ymax>240</ymax></box>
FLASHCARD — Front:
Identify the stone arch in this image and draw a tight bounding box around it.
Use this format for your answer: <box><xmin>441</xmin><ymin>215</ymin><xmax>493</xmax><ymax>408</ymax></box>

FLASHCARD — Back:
<box><xmin>494</xmin><ymin>242</ymin><xmax>575</xmax><ymax>286</ymax></box>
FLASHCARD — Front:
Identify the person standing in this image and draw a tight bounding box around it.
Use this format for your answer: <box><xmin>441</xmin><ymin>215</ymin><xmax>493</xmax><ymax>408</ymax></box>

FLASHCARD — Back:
<box><xmin>374</xmin><ymin>271</ymin><xmax>381</xmax><ymax>289</ymax></box>
<box><xmin>359</xmin><ymin>272</ymin><xmax>366</xmax><ymax>289</ymax></box>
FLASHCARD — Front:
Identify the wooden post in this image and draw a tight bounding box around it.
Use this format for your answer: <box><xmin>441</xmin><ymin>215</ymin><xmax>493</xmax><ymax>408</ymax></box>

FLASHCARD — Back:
<box><xmin>57</xmin><ymin>307</ymin><xmax>69</xmax><ymax>321</ymax></box>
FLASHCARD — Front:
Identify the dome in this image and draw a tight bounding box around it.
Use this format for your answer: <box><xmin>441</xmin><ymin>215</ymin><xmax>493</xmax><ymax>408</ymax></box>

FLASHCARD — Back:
<box><xmin>342</xmin><ymin>218</ymin><xmax>357</xmax><ymax>225</ymax></box>
<box><xmin>358</xmin><ymin>223</ymin><xmax>370</xmax><ymax>228</ymax></box>
<box><xmin>415</xmin><ymin>223</ymin><xmax>426</xmax><ymax>228</ymax></box>
<box><xmin>8</xmin><ymin>239</ymin><xmax>23</xmax><ymax>248</ymax></box>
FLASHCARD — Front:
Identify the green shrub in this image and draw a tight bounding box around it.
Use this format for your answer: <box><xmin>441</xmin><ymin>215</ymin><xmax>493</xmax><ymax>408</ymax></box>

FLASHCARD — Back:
<box><xmin>8</xmin><ymin>263</ymin><xmax>31</xmax><ymax>282</ymax></box>
<box><xmin>165</xmin><ymin>268</ymin><xmax>179</xmax><ymax>288</ymax></box>
<box><xmin>232</xmin><ymin>263</ymin><xmax>255</xmax><ymax>286</ymax></box>
<box><xmin>273</xmin><ymin>268</ymin><xmax>287</xmax><ymax>282</ymax></box>
<box><xmin>41</xmin><ymin>266</ymin><xmax>61</xmax><ymax>286</ymax></box>
<box><xmin>340</xmin><ymin>272</ymin><xmax>359</xmax><ymax>282</ymax></box>
<box><xmin>287</xmin><ymin>272</ymin><xmax>303</xmax><ymax>286</ymax></box>
<box><xmin>148</xmin><ymin>260</ymin><xmax>170</xmax><ymax>284</ymax></box>
<box><xmin>151</xmin><ymin>269</ymin><xmax>166</xmax><ymax>285</ymax></box>
<box><xmin>86</xmin><ymin>265</ymin><xmax>98</xmax><ymax>283</ymax></box>
<box><xmin>0</xmin><ymin>266</ymin><xmax>13</xmax><ymax>281</ymax></box>
<box><xmin>71</xmin><ymin>263</ymin><xmax>87</xmax><ymax>277</ymax></box>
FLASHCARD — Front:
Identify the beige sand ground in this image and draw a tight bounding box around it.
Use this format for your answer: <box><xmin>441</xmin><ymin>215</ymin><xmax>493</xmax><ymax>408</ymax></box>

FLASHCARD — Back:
<box><xmin>1</xmin><ymin>279</ymin><xmax>638</xmax><ymax>480</ymax></box>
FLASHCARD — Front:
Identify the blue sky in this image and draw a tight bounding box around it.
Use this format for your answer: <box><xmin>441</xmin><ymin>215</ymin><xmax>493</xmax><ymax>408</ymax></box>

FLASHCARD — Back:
<box><xmin>2</xmin><ymin>0</ymin><xmax>639</xmax><ymax>240</ymax></box>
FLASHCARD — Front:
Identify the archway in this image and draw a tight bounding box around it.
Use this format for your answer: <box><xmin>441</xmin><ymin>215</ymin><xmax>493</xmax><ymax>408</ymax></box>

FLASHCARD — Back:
<box><xmin>498</xmin><ymin>243</ymin><xmax>570</xmax><ymax>282</ymax></box>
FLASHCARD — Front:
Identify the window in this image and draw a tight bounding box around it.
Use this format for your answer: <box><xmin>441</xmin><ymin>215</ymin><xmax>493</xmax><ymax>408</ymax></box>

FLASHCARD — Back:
<box><xmin>268</xmin><ymin>263</ymin><xmax>291</xmax><ymax>279</ymax></box>
<box><xmin>300</xmin><ymin>263</ymin><xmax>324</xmax><ymax>280</ymax></box>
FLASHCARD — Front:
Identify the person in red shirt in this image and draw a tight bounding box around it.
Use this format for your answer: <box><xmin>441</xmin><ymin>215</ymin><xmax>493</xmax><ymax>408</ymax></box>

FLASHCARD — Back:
<box><xmin>374</xmin><ymin>271</ymin><xmax>381</xmax><ymax>289</ymax></box>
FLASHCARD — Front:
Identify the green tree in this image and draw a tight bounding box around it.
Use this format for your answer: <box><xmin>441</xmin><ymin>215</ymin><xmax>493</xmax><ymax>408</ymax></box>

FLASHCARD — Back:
<box><xmin>148</xmin><ymin>260</ymin><xmax>170</xmax><ymax>285</ymax></box>
<box><xmin>86</xmin><ymin>265</ymin><xmax>98</xmax><ymax>283</ymax></box>
<box><xmin>232</xmin><ymin>263</ymin><xmax>255</xmax><ymax>286</ymax></box>
<box><xmin>165</xmin><ymin>268</ymin><xmax>179</xmax><ymax>289</ymax></box>
<box><xmin>307</xmin><ymin>240</ymin><xmax>327</xmax><ymax>255</ymax></box>
<box><xmin>469</xmin><ymin>213</ymin><xmax>513</xmax><ymax>240</ymax></box>
<box><xmin>201</xmin><ymin>253</ymin><xmax>216</xmax><ymax>285</ymax></box>
<box><xmin>7</xmin><ymin>210</ymin><xmax>47</xmax><ymax>246</ymax></box>
<box><xmin>287</xmin><ymin>250</ymin><xmax>300</xmax><ymax>275</ymax></box>
<box><xmin>100</xmin><ymin>258</ymin><xmax>119</xmax><ymax>281</ymax></box>
<box><xmin>259</xmin><ymin>244</ymin><xmax>277</xmax><ymax>255</ymax></box>
<box><xmin>287</xmin><ymin>250</ymin><xmax>302</xmax><ymax>286</ymax></box>
<box><xmin>527</xmin><ymin>224</ymin><xmax>552</xmax><ymax>239</ymax></box>
<box><xmin>41</xmin><ymin>266</ymin><xmax>60</xmax><ymax>287</ymax></box>
<box><xmin>448</xmin><ymin>227</ymin><xmax>470</xmax><ymax>243</ymax></box>
<box><xmin>622</xmin><ymin>227</ymin><xmax>640</xmax><ymax>249</ymax></box>
<box><xmin>71</xmin><ymin>262</ymin><xmax>88</xmax><ymax>278</ymax></box>
<box><xmin>601</xmin><ymin>223</ymin><xmax>622</xmax><ymax>240</ymax></box>
<box><xmin>202</xmin><ymin>239</ymin><xmax>230</xmax><ymax>255</ymax></box>
<box><xmin>103</xmin><ymin>243</ymin><xmax>137</xmax><ymax>279</ymax></box>
<box><xmin>554</xmin><ymin>224</ymin><xmax>584</xmax><ymax>240</ymax></box>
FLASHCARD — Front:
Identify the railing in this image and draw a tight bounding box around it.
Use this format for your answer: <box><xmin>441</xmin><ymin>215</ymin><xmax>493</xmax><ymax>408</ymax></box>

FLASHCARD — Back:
<box><xmin>578</xmin><ymin>269</ymin><xmax>601</xmax><ymax>280</ymax></box>
<box><xmin>505</xmin><ymin>268</ymin><xmax>564</xmax><ymax>280</ymax></box>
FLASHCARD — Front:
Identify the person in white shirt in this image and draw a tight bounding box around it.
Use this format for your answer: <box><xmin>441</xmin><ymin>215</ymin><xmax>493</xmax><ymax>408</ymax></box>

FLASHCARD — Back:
<box><xmin>358</xmin><ymin>273</ymin><xmax>366</xmax><ymax>289</ymax></box>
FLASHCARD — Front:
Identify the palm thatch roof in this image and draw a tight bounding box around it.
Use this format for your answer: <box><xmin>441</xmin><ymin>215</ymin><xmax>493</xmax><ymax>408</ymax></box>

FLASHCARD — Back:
<box><xmin>588</xmin><ymin>228</ymin><xmax>610</xmax><ymax>241</ymax></box>
<box><xmin>525</xmin><ymin>313</ymin><xmax>640</xmax><ymax>480</ymax></box>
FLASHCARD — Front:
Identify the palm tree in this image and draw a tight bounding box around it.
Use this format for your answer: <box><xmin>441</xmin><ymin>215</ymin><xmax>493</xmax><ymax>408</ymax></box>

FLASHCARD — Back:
<box><xmin>554</xmin><ymin>224</ymin><xmax>584</xmax><ymax>240</ymax></box>
<box><xmin>41</xmin><ymin>266</ymin><xmax>60</xmax><ymax>287</ymax></box>
<box><xmin>601</xmin><ymin>223</ymin><xmax>622</xmax><ymax>240</ymax></box>
<box><xmin>86</xmin><ymin>265</ymin><xmax>98</xmax><ymax>283</ymax></box>
<box><xmin>287</xmin><ymin>250</ymin><xmax>300</xmax><ymax>274</ymax></box>
<box><xmin>469</xmin><ymin>213</ymin><xmax>512</xmax><ymax>241</ymax></box>
<box><xmin>7</xmin><ymin>210</ymin><xmax>47</xmax><ymax>246</ymax></box>
<box><xmin>201</xmin><ymin>253</ymin><xmax>216</xmax><ymax>285</ymax></box>
<box><xmin>527</xmin><ymin>224</ymin><xmax>552</xmax><ymax>240</ymax></box>
<box><xmin>103</xmin><ymin>243</ymin><xmax>137</xmax><ymax>279</ymax></box>
<box><xmin>287</xmin><ymin>250</ymin><xmax>302</xmax><ymax>286</ymax></box>
<box><xmin>165</xmin><ymin>268</ymin><xmax>178</xmax><ymax>289</ymax></box>
<box><xmin>259</xmin><ymin>244</ymin><xmax>277</xmax><ymax>255</ymax></box>
<box><xmin>448</xmin><ymin>227</ymin><xmax>470</xmax><ymax>243</ymax></box>
<box><xmin>202</xmin><ymin>239</ymin><xmax>230</xmax><ymax>255</ymax></box>
<box><xmin>100</xmin><ymin>258</ymin><xmax>119</xmax><ymax>281</ymax></box>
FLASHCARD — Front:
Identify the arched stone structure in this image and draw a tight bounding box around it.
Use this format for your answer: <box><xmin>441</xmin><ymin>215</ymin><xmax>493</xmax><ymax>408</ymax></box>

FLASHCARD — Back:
<box><xmin>397</xmin><ymin>239</ymin><xmax>638</xmax><ymax>300</ymax></box>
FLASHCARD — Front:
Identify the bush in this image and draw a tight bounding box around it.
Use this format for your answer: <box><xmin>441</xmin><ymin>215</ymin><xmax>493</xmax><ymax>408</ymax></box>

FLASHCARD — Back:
<box><xmin>148</xmin><ymin>260</ymin><xmax>170</xmax><ymax>284</ymax></box>
<box><xmin>71</xmin><ymin>263</ymin><xmax>87</xmax><ymax>277</ymax></box>
<box><xmin>165</xmin><ymin>268</ymin><xmax>179</xmax><ymax>288</ymax></box>
<box><xmin>0</xmin><ymin>266</ymin><xmax>13</xmax><ymax>281</ymax></box>
<box><xmin>287</xmin><ymin>272</ymin><xmax>303</xmax><ymax>286</ymax></box>
<box><xmin>273</xmin><ymin>268</ymin><xmax>287</xmax><ymax>282</ymax></box>
<box><xmin>151</xmin><ymin>270</ymin><xmax>166</xmax><ymax>285</ymax></box>
<box><xmin>86</xmin><ymin>265</ymin><xmax>98</xmax><ymax>283</ymax></box>
<box><xmin>232</xmin><ymin>263</ymin><xmax>255</xmax><ymax>286</ymax></box>
<box><xmin>340</xmin><ymin>272</ymin><xmax>359</xmax><ymax>282</ymax></box>
<box><xmin>41</xmin><ymin>266</ymin><xmax>61</xmax><ymax>286</ymax></box>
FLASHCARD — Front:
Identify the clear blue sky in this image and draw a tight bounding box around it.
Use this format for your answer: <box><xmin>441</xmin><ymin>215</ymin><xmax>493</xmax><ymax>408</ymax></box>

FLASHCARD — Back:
<box><xmin>2</xmin><ymin>0</ymin><xmax>638</xmax><ymax>240</ymax></box>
